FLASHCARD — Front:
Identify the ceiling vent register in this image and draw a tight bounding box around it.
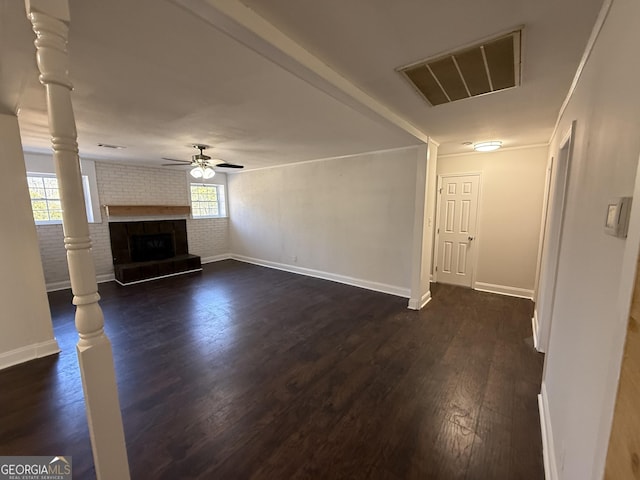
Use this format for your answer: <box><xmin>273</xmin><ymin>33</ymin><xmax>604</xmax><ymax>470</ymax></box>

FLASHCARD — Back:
<box><xmin>399</xmin><ymin>30</ymin><xmax>522</xmax><ymax>106</ymax></box>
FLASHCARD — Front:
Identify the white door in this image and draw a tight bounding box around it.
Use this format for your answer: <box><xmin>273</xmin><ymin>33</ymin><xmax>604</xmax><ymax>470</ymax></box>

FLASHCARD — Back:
<box><xmin>436</xmin><ymin>174</ymin><xmax>480</xmax><ymax>287</ymax></box>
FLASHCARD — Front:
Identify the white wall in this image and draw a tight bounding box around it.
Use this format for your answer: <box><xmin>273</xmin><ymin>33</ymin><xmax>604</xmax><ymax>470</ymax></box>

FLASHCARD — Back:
<box><xmin>540</xmin><ymin>0</ymin><xmax>640</xmax><ymax>478</ymax></box>
<box><xmin>0</xmin><ymin>114</ymin><xmax>59</xmax><ymax>369</ymax></box>
<box><xmin>437</xmin><ymin>145</ymin><xmax>548</xmax><ymax>296</ymax></box>
<box><xmin>29</xmin><ymin>157</ymin><xmax>230</xmax><ymax>288</ymax></box>
<box><xmin>228</xmin><ymin>147</ymin><xmax>420</xmax><ymax>296</ymax></box>
<box><xmin>409</xmin><ymin>141</ymin><xmax>438</xmax><ymax>309</ymax></box>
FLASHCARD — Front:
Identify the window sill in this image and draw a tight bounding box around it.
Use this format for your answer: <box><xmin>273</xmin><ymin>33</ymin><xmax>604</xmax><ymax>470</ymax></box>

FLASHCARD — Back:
<box><xmin>36</xmin><ymin>220</ymin><xmax>101</xmax><ymax>226</ymax></box>
<box><xmin>35</xmin><ymin>221</ymin><xmax>63</xmax><ymax>226</ymax></box>
<box><xmin>191</xmin><ymin>215</ymin><xmax>229</xmax><ymax>220</ymax></box>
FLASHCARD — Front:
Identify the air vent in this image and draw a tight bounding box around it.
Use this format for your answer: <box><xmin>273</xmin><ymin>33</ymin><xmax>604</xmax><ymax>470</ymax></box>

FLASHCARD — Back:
<box><xmin>97</xmin><ymin>143</ymin><xmax>126</xmax><ymax>149</ymax></box>
<box><xmin>399</xmin><ymin>30</ymin><xmax>521</xmax><ymax>106</ymax></box>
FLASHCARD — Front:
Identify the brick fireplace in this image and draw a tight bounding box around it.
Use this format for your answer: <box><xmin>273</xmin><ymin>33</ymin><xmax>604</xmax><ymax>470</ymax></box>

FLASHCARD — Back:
<box><xmin>108</xmin><ymin>220</ymin><xmax>201</xmax><ymax>285</ymax></box>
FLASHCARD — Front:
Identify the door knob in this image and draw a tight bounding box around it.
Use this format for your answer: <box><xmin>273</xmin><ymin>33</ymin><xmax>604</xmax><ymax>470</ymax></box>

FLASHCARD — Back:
<box><xmin>468</xmin><ymin>236</ymin><xmax>475</xmax><ymax>241</ymax></box>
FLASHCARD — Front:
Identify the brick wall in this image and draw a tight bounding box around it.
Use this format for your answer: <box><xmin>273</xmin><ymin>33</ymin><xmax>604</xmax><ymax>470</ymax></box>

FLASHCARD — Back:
<box><xmin>187</xmin><ymin>216</ymin><xmax>229</xmax><ymax>258</ymax></box>
<box><xmin>36</xmin><ymin>162</ymin><xmax>229</xmax><ymax>287</ymax></box>
<box><xmin>96</xmin><ymin>163</ymin><xmax>189</xmax><ymax>205</ymax></box>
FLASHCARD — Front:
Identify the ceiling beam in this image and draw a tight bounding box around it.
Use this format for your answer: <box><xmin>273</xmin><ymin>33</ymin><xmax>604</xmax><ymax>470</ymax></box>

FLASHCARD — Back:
<box><xmin>173</xmin><ymin>0</ymin><xmax>430</xmax><ymax>144</ymax></box>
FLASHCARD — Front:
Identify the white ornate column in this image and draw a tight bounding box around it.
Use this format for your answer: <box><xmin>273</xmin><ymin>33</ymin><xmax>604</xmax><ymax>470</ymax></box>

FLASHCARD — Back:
<box><xmin>25</xmin><ymin>1</ymin><xmax>131</xmax><ymax>478</ymax></box>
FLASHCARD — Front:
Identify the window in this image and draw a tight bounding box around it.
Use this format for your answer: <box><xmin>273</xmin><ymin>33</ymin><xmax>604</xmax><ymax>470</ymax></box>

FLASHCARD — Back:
<box><xmin>190</xmin><ymin>183</ymin><xmax>227</xmax><ymax>218</ymax></box>
<box><xmin>27</xmin><ymin>173</ymin><xmax>95</xmax><ymax>224</ymax></box>
<box><xmin>27</xmin><ymin>175</ymin><xmax>62</xmax><ymax>223</ymax></box>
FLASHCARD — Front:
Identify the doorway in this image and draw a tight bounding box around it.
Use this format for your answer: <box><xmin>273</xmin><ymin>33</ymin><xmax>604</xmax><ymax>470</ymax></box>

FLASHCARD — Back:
<box><xmin>435</xmin><ymin>173</ymin><xmax>481</xmax><ymax>288</ymax></box>
<box><xmin>534</xmin><ymin>121</ymin><xmax>575</xmax><ymax>352</ymax></box>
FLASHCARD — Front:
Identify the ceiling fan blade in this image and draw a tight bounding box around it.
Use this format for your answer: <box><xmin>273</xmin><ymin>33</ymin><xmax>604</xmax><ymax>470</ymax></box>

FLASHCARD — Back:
<box><xmin>215</xmin><ymin>162</ymin><xmax>244</xmax><ymax>169</ymax></box>
<box><xmin>161</xmin><ymin>157</ymin><xmax>191</xmax><ymax>164</ymax></box>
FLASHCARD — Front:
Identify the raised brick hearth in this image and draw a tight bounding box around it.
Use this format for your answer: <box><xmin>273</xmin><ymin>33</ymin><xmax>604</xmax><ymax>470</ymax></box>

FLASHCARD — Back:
<box><xmin>108</xmin><ymin>220</ymin><xmax>201</xmax><ymax>285</ymax></box>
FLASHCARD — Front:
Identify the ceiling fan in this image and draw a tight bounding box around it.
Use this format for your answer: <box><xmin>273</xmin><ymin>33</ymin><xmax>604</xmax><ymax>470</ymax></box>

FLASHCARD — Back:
<box><xmin>162</xmin><ymin>145</ymin><xmax>244</xmax><ymax>179</ymax></box>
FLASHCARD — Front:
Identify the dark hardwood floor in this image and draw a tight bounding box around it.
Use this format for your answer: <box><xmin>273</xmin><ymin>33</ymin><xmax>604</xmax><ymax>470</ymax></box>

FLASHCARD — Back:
<box><xmin>0</xmin><ymin>260</ymin><xmax>545</xmax><ymax>479</ymax></box>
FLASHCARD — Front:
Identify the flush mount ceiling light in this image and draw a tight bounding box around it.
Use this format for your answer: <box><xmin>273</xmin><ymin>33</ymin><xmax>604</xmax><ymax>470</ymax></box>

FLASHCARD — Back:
<box><xmin>473</xmin><ymin>141</ymin><xmax>502</xmax><ymax>152</ymax></box>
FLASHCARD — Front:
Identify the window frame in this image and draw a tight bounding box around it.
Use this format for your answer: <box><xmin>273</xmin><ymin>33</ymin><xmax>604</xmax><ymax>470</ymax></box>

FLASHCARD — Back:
<box><xmin>190</xmin><ymin>183</ymin><xmax>227</xmax><ymax>219</ymax></box>
<box><xmin>26</xmin><ymin>172</ymin><xmax>95</xmax><ymax>225</ymax></box>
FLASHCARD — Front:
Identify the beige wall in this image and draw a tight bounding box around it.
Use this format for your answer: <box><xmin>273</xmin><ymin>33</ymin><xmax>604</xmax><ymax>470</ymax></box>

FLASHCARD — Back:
<box><xmin>228</xmin><ymin>147</ymin><xmax>420</xmax><ymax>295</ymax></box>
<box><xmin>437</xmin><ymin>145</ymin><xmax>548</xmax><ymax>296</ymax></box>
<box><xmin>540</xmin><ymin>0</ymin><xmax>640</xmax><ymax>477</ymax></box>
<box><xmin>0</xmin><ymin>114</ymin><xmax>58</xmax><ymax>369</ymax></box>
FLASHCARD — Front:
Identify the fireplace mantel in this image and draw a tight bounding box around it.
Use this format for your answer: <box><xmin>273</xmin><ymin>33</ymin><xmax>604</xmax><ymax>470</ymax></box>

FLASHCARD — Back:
<box><xmin>104</xmin><ymin>205</ymin><xmax>191</xmax><ymax>217</ymax></box>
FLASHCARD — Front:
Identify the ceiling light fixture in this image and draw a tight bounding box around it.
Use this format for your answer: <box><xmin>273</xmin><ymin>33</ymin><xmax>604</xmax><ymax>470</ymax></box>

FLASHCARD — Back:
<box><xmin>473</xmin><ymin>141</ymin><xmax>502</xmax><ymax>152</ymax></box>
<box><xmin>162</xmin><ymin>145</ymin><xmax>244</xmax><ymax>171</ymax></box>
<box><xmin>190</xmin><ymin>166</ymin><xmax>215</xmax><ymax>179</ymax></box>
<box><xmin>203</xmin><ymin>167</ymin><xmax>215</xmax><ymax>179</ymax></box>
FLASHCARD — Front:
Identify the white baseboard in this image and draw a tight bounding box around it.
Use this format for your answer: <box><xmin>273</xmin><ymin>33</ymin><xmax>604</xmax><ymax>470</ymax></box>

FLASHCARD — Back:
<box><xmin>539</xmin><ymin>382</ymin><xmax>559</xmax><ymax>480</ymax></box>
<box><xmin>97</xmin><ymin>273</ymin><xmax>115</xmax><ymax>284</ymax></box>
<box><xmin>114</xmin><ymin>268</ymin><xmax>202</xmax><ymax>286</ymax></box>
<box><xmin>408</xmin><ymin>290</ymin><xmax>432</xmax><ymax>310</ymax></box>
<box><xmin>532</xmin><ymin>310</ymin><xmax>544</xmax><ymax>352</ymax></box>
<box><xmin>45</xmin><ymin>254</ymin><xmax>232</xmax><ymax>291</ymax></box>
<box><xmin>0</xmin><ymin>339</ymin><xmax>60</xmax><ymax>370</ymax></box>
<box><xmin>474</xmin><ymin>282</ymin><xmax>534</xmax><ymax>300</ymax></box>
<box><xmin>46</xmin><ymin>280</ymin><xmax>70</xmax><ymax>292</ymax></box>
<box><xmin>230</xmin><ymin>254</ymin><xmax>410</xmax><ymax>298</ymax></box>
<box><xmin>201</xmin><ymin>254</ymin><xmax>232</xmax><ymax>264</ymax></box>
<box><xmin>47</xmin><ymin>273</ymin><xmax>115</xmax><ymax>292</ymax></box>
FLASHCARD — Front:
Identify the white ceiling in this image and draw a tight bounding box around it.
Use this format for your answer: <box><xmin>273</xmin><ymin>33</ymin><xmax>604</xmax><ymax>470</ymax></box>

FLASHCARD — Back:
<box><xmin>2</xmin><ymin>0</ymin><xmax>603</xmax><ymax>169</ymax></box>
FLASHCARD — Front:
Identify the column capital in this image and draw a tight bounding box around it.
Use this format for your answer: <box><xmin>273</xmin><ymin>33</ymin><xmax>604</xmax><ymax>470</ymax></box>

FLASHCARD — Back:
<box><xmin>25</xmin><ymin>0</ymin><xmax>70</xmax><ymax>22</ymax></box>
<box><xmin>28</xmin><ymin>11</ymin><xmax>73</xmax><ymax>90</ymax></box>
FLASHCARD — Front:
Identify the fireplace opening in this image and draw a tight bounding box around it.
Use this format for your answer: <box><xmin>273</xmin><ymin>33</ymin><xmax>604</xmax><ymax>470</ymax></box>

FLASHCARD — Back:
<box><xmin>109</xmin><ymin>220</ymin><xmax>201</xmax><ymax>285</ymax></box>
<box><xmin>130</xmin><ymin>233</ymin><xmax>175</xmax><ymax>262</ymax></box>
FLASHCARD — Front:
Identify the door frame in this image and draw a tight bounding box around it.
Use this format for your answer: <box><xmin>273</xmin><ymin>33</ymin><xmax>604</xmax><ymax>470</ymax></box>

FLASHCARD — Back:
<box><xmin>533</xmin><ymin>155</ymin><xmax>555</xmax><ymax>302</ymax></box>
<box><xmin>534</xmin><ymin>121</ymin><xmax>576</xmax><ymax>352</ymax></box>
<box><xmin>433</xmin><ymin>171</ymin><xmax>483</xmax><ymax>288</ymax></box>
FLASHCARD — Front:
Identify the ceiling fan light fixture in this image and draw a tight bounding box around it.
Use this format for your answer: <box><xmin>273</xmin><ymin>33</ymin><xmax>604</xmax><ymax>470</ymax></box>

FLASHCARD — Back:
<box><xmin>203</xmin><ymin>167</ymin><xmax>216</xmax><ymax>179</ymax></box>
<box><xmin>164</xmin><ymin>145</ymin><xmax>243</xmax><ymax>173</ymax></box>
<box><xmin>473</xmin><ymin>141</ymin><xmax>502</xmax><ymax>152</ymax></box>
